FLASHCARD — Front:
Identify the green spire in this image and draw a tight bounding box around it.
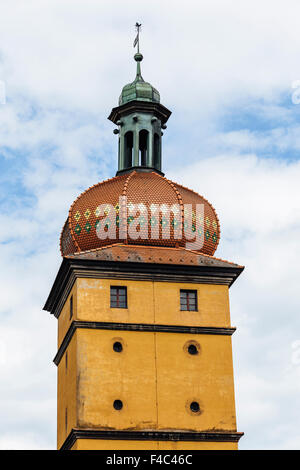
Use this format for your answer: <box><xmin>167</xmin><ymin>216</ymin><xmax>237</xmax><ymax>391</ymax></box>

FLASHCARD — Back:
<box><xmin>119</xmin><ymin>24</ymin><xmax>160</xmax><ymax>106</ymax></box>
<box><xmin>108</xmin><ymin>24</ymin><xmax>171</xmax><ymax>176</ymax></box>
<box><xmin>134</xmin><ymin>52</ymin><xmax>143</xmax><ymax>81</ymax></box>
<box><xmin>133</xmin><ymin>23</ymin><xmax>143</xmax><ymax>79</ymax></box>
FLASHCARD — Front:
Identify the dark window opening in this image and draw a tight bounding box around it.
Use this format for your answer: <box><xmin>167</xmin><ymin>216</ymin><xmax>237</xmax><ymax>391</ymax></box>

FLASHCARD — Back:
<box><xmin>153</xmin><ymin>133</ymin><xmax>160</xmax><ymax>169</ymax></box>
<box><xmin>110</xmin><ymin>286</ymin><xmax>127</xmax><ymax>308</ymax></box>
<box><xmin>139</xmin><ymin>130</ymin><xmax>148</xmax><ymax>166</ymax></box>
<box><xmin>65</xmin><ymin>351</ymin><xmax>68</xmax><ymax>370</ymax></box>
<box><xmin>188</xmin><ymin>344</ymin><xmax>198</xmax><ymax>355</ymax></box>
<box><xmin>113</xmin><ymin>399</ymin><xmax>123</xmax><ymax>410</ymax></box>
<box><xmin>113</xmin><ymin>341</ymin><xmax>123</xmax><ymax>352</ymax></box>
<box><xmin>180</xmin><ymin>290</ymin><xmax>197</xmax><ymax>311</ymax></box>
<box><xmin>70</xmin><ymin>295</ymin><xmax>73</xmax><ymax>320</ymax></box>
<box><xmin>124</xmin><ymin>131</ymin><xmax>133</xmax><ymax>168</ymax></box>
<box><xmin>190</xmin><ymin>401</ymin><xmax>200</xmax><ymax>413</ymax></box>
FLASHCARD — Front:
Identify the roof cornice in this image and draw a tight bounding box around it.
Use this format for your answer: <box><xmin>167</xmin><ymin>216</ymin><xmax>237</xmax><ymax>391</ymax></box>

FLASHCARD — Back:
<box><xmin>43</xmin><ymin>256</ymin><xmax>244</xmax><ymax>318</ymax></box>
<box><xmin>108</xmin><ymin>100</ymin><xmax>171</xmax><ymax>124</ymax></box>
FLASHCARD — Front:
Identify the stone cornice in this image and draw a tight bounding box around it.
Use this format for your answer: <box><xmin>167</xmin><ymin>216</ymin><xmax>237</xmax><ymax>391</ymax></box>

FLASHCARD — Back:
<box><xmin>61</xmin><ymin>428</ymin><xmax>244</xmax><ymax>450</ymax></box>
<box><xmin>108</xmin><ymin>100</ymin><xmax>172</xmax><ymax>125</ymax></box>
<box><xmin>43</xmin><ymin>258</ymin><xmax>244</xmax><ymax>318</ymax></box>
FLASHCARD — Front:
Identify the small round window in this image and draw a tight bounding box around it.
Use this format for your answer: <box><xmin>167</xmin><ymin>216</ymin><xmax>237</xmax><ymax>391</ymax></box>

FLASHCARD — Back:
<box><xmin>188</xmin><ymin>344</ymin><xmax>198</xmax><ymax>355</ymax></box>
<box><xmin>190</xmin><ymin>401</ymin><xmax>200</xmax><ymax>413</ymax></box>
<box><xmin>113</xmin><ymin>341</ymin><xmax>123</xmax><ymax>352</ymax></box>
<box><xmin>113</xmin><ymin>400</ymin><xmax>123</xmax><ymax>410</ymax></box>
<box><xmin>184</xmin><ymin>341</ymin><xmax>201</xmax><ymax>356</ymax></box>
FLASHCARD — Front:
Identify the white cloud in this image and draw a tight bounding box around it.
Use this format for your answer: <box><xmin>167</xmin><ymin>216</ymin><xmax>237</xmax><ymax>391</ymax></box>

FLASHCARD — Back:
<box><xmin>0</xmin><ymin>434</ymin><xmax>50</xmax><ymax>450</ymax></box>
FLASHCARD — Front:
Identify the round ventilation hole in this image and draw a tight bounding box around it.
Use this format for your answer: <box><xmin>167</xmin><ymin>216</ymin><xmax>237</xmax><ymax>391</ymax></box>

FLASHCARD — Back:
<box><xmin>113</xmin><ymin>400</ymin><xmax>123</xmax><ymax>410</ymax></box>
<box><xmin>188</xmin><ymin>344</ymin><xmax>198</xmax><ymax>355</ymax></box>
<box><xmin>113</xmin><ymin>341</ymin><xmax>123</xmax><ymax>352</ymax></box>
<box><xmin>190</xmin><ymin>401</ymin><xmax>200</xmax><ymax>413</ymax></box>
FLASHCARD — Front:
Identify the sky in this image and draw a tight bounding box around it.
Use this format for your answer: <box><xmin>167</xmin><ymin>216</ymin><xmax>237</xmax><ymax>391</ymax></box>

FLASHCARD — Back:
<box><xmin>0</xmin><ymin>0</ymin><xmax>300</xmax><ymax>450</ymax></box>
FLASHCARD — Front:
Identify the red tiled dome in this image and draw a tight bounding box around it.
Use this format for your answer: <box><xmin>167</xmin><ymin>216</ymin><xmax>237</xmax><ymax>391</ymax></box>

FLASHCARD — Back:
<box><xmin>60</xmin><ymin>170</ymin><xmax>220</xmax><ymax>256</ymax></box>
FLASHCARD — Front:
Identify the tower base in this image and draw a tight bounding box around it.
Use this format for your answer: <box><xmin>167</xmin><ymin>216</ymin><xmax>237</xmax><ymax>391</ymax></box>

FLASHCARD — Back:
<box><xmin>61</xmin><ymin>429</ymin><xmax>243</xmax><ymax>451</ymax></box>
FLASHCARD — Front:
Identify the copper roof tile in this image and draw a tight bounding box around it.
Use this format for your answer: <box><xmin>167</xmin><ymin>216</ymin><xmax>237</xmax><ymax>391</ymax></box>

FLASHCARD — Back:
<box><xmin>65</xmin><ymin>243</ymin><xmax>242</xmax><ymax>269</ymax></box>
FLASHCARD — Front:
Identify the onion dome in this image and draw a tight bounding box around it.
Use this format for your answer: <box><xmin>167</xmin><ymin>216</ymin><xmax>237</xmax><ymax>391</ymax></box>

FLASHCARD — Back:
<box><xmin>60</xmin><ymin>170</ymin><xmax>220</xmax><ymax>257</ymax></box>
<box><xmin>119</xmin><ymin>53</ymin><xmax>160</xmax><ymax>105</ymax></box>
<box><xmin>60</xmin><ymin>29</ymin><xmax>221</xmax><ymax>259</ymax></box>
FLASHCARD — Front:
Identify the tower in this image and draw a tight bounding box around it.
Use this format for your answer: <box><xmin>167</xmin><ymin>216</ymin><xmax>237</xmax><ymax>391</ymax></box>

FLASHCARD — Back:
<box><xmin>44</xmin><ymin>30</ymin><xmax>244</xmax><ymax>451</ymax></box>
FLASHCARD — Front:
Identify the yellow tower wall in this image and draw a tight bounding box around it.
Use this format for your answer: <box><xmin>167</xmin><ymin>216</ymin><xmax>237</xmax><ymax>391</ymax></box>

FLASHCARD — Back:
<box><xmin>57</xmin><ymin>278</ymin><xmax>231</xmax><ymax>330</ymax></box>
<box><xmin>57</xmin><ymin>330</ymin><xmax>77</xmax><ymax>448</ymax></box>
<box><xmin>56</xmin><ymin>276</ymin><xmax>239</xmax><ymax>450</ymax></box>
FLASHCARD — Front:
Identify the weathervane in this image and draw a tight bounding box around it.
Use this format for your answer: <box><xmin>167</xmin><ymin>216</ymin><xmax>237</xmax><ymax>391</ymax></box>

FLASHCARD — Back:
<box><xmin>133</xmin><ymin>22</ymin><xmax>142</xmax><ymax>53</ymax></box>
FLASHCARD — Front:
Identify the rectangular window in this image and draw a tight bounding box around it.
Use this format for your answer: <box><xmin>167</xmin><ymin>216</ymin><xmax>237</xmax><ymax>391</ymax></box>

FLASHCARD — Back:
<box><xmin>180</xmin><ymin>289</ymin><xmax>197</xmax><ymax>311</ymax></box>
<box><xmin>69</xmin><ymin>295</ymin><xmax>73</xmax><ymax>320</ymax></box>
<box><xmin>110</xmin><ymin>286</ymin><xmax>127</xmax><ymax>308</ymax></box>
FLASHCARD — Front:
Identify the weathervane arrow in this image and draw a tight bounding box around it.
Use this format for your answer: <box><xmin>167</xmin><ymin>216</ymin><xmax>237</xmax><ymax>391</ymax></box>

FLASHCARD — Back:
<box><xmin>133</xmin><ymin>22</ymin><xmax>142</xmax><ymax>52</ymax></box>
